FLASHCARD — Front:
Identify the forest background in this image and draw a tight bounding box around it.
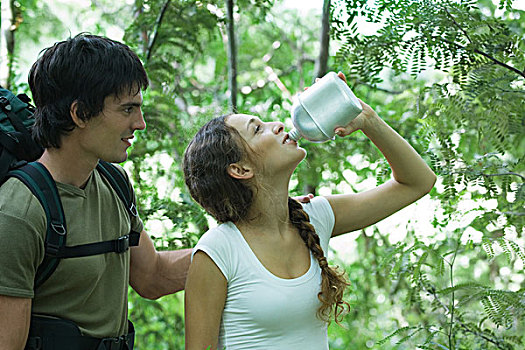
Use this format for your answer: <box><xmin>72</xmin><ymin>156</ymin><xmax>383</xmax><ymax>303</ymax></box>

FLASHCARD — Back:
<box><xmin>1</xmin><ymin>0</ymin><xmax>524</xmax><ymax>349</ymax></box>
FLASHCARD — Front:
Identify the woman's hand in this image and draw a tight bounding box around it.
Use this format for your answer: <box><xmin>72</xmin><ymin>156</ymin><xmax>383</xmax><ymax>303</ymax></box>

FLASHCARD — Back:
<box><xmin>332</xmin><ymin>72</ymin><xmax>379</xmax><ymax>137</ymax></box>
<box><xmin>334</xmin><ymin>98</ymin><xmax>379</xmax><ymax>137</ymax></box>
<box><xmin>308</xmin><ymin>71</ymin><xmax>380</xmax><ymax>138</ymax></box>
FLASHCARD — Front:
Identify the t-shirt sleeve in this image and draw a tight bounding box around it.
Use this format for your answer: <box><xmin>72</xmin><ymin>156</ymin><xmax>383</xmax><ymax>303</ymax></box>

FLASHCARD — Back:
<box><xmin>301</xmin><ymin>196</ymin><xmax>335</xmax><ymax>254</ymax></box>
<box><xmin>192</xmin><ymin>227</ymin><xmax>234</xmax><ymax>282</ymax></box>
<box><xmin>0</xmin><ymin>178</ymin><xmax>47</xmax><ymax>298</ymax></box>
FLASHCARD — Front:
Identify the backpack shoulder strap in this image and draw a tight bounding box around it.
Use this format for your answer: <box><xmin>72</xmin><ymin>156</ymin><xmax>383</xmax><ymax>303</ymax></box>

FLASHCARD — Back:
<box><xmin>96</xmin><ymin>160</ymin><xmax>138</xmax><ymax>218</ymax></box>
<box><xmin>7</xmin><ymin>162</ymin><xmax>67</xmax><ymax>289</ymax></box>
<box><xmin>6</xmin><ymin>161</ymin><xmax>141</xmax><ymax>289</ymax></box>
<box><xmin>96</xmin><ymin>160</ymin><xmax>140</xmax><ymax>246</ymax></box>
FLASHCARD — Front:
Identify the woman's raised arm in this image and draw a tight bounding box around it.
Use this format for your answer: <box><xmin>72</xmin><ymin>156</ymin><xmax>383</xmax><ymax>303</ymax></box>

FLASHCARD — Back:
<box><xmin>326</xmin><ymin>99</ymin><xmax>436</xmax><ymax>237</ymax></box>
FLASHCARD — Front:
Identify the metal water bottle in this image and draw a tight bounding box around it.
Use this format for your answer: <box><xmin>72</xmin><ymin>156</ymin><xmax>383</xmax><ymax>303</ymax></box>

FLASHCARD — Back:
<box><xmin>288</xmin><ymin>72</ymin><xmax>363</xmax><ymax>142</ymax></box>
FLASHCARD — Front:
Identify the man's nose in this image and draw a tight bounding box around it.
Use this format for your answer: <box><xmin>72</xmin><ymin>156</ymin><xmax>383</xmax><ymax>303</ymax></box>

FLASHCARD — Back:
<box><xmin>134</xmin><ymin>110</ymin><xmax>146</xmax><ymax>131</ymax></box>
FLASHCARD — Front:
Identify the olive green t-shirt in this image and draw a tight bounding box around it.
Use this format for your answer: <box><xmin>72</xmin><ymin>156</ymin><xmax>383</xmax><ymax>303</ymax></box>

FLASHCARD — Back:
<box><xmin>0</xmin><ymin>165</ymin><xmax>143</xmax><ymax>338</ymax></box>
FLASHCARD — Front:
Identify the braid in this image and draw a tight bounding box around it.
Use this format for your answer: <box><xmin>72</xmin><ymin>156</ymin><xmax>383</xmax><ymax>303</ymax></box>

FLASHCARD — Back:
<box><xmin>288</xmin><ymin>197</ymin><xmax>350</xmax><ymax>324</ymax></box>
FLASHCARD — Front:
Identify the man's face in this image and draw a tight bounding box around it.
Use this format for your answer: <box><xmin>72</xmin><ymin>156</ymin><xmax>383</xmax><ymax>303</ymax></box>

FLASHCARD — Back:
<box><xmin>78</xmin><ymin>89</ymin><xmax>145</xmax><ymax>164</ymax></box>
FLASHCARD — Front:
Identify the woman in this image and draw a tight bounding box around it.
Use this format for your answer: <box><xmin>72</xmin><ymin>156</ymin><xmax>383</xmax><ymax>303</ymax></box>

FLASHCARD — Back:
<box><xmin>183</xmin><ymin>73</ymin><xmax>436</xmax><ymax>350</ymax></box>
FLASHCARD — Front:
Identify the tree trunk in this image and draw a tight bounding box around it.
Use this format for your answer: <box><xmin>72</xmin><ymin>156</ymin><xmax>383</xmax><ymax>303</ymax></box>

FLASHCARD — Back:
<box><xmin>314</xmin><ymin>0</ymin><xmax>330</xmax><ymax>79</ymax></box>
<box><xmin>225</xmin><ymin>0</ymin><xmax>237</xmax><ymax>112</ymax></box>
<box><xmin>303</xmin><ymin>0</ymin><xmax>331</xmax><ymax>196</ymax></box>
<box><xmin>0</xmin><ymin>0</ymin><xmax>15</xmax><ymax>88</ymax></box>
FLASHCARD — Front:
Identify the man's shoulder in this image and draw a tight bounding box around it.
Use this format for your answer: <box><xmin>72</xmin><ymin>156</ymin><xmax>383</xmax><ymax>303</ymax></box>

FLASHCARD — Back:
<box><xmin>0</xmin><ymin>177</ymin><xmax>46</xmax><ymax>220</ymax></box>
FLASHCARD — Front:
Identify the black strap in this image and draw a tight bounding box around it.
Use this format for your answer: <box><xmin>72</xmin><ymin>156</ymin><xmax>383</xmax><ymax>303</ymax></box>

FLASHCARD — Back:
<box><xmin>0</xmin><ymin>129</ymin><xmax>21</xmax><ymax>156</ymax></box>
<box><xmin>9</xmin><ymin>162</ymin><xmax>67</xmax><ymax>288</ymax></box>
<box><xmin>0</xmin><ymin>146</ymin><xmax>16</xmax><ymax>181</ymax></box>
<box><xmin>97</xmin><ymin>160</ymin><xmax>138</xmax><ymax>218</ymax></box>
<box><xmin>6</xmin><ymin>161</ymin><xmax>141</xmax><ymax>288</ymax></box>
<box><xmin>25</xmin><ymin>316</ymin><xmax>135</xmax><ymax>350</ymax></box>
<box><xmin>53</xmin><ymin>233</ymin><xmax>140</xmax><ymax>258</ymax></box>
<box><xmin>26</xmin><ymin>333</ymin><xmax>134</xmax><ymax>350</ymax></box>
<box><xmin>4</xmin><ymin>103</ymin><xmax>29</xmax><ymax>132</ymax></box>
<box><xmin>95</xmin><ymin>160</ymin><xmax>141</xmax><ymax>248</ymax></box>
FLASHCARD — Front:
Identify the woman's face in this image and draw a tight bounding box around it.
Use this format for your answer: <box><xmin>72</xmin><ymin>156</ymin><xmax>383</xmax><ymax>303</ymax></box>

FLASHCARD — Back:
<box><xmin>226</xmin><ymin>114</ymin><xmax>306</xmax><ymax>177</ymax></box>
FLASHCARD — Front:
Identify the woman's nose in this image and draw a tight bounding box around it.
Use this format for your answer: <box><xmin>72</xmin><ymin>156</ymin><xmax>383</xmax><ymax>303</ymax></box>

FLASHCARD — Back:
<box><xmin>272</xmin><ymin>122</ymin><xmax>285</xmax><ymax>134</ymax></box>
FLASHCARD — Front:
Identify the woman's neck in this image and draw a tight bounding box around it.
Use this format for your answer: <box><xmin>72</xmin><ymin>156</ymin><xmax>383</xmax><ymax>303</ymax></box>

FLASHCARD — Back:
<box><xmin>237</xmin><ymin>184</ymin><xmax>291</xmax><ymax>235</ymax></box>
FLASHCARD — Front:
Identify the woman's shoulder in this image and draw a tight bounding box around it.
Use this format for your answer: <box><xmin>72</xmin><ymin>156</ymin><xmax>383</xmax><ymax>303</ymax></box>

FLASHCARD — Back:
<box><xmin>192</xmin><ymin>222</ymin><xmax>240</xmax><ymax>280</ymax></box>
<box><xmin>197</xmin><ymin>222</ymin><xmax>236</xmax><ymax>244</ymax></box>
<box><xmin>193</xmin><ymin>222</ymin><xmax>239</xmax><ymax>258</ymax></box>
<box><xmin>301</xmin><ymin>196</ymin><xmax>334</xmax><ymax>221</ymax></box>
<box><xmin>301</xmin><ymin>196</ymin><xmax>335</xmax><ymax>248</ymax></box>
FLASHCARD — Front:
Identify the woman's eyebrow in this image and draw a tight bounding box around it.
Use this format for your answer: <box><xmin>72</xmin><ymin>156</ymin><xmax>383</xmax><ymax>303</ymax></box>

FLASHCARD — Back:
<box><xmin>246</xmin><ymin>117</ymin><xmax>257</xmax><ymax>131</ymax></box>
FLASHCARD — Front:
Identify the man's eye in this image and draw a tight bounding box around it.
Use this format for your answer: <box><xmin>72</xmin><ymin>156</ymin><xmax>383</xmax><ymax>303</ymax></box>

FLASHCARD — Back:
<box><xmin>124</xmin><ymin>107</ymin><xmax>133</xmax><ymax>113</ymax></box>
<box><xmin>254</xmin><ymin>125</ymin><xmax>261</xmax><ymax>134</ymax></box>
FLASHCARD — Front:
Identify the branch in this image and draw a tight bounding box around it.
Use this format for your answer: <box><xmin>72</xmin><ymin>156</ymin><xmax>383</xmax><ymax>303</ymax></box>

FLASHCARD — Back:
<box><xmin>482</xmin><ymin>172</ymin><xmax>525</xmax><ymax>181</ymax></box>
<box><xmin>436</xmin><ymin>37</ymin><xmax>525</xmax><ymax>78</ymax></box>
<box><xmin>448</xmin><ymin>245</ymin><xmax>459</xmax><ymax>349</ymax></box>
<box><xmin>419</xmin><ymin>280</ymin><xmax>508</xmax><ymax>349</ymax></box>
<box><xmin>146</xmin><ymin>0</ymin><xmax>171</xmax><ymax>62</ymax></box>
<box><xmin>499</xmin><ymin>211</ymin><xmax>525</xmax><ymax>217</ymax></box>
<box><xmin>354</xmin><ymin>80</ymin><xmax>404</xmax><ymax>94</ymax></box>
<box><xmin>443</xmin><ymin>7</ymin><xmax>472</xmax><ymax>44</ymax></box>
<box><xmin>493</xmin><ymin>87</ymin><xmax>525</xmax><ymax>94</ymax></box>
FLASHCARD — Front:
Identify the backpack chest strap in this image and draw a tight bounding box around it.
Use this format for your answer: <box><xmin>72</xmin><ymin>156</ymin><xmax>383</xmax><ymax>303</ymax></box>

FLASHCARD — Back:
<box><xmin>47</xmin><ymin>231</ymin><xmax>141</xmax><ymax>258</ymax></box>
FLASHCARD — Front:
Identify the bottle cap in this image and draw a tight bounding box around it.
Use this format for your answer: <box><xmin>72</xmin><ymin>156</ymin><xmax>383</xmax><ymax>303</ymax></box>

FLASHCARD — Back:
<box><xmin>288</xmin><ymin>128</ymin><xmax>301</xmax><ymax>141</ymax></box>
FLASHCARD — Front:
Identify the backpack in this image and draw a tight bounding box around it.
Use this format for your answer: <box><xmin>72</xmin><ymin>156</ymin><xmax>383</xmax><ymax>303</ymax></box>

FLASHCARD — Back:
<box><xmin>0</xmin><ymin>86</ymin><xmax>140</xmax><ymax>289</ymax></box>
<box><xmin>0</xmin><ymin>86</ymin><xmax>43</xmax><ymax>177</ymax></box>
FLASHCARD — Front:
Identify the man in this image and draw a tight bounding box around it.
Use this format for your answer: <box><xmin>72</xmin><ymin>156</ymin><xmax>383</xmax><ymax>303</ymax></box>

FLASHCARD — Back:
<box><xmin>0</xmin><ymin>34</ymin><xmax>191</xmax><ymax>349</ymax></box>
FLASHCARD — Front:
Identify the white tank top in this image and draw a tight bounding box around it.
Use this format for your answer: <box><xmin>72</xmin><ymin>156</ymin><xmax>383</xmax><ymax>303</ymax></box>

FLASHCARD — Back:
<box><xmin>193</xmin><ymin>197</ymin><xmax>335</xmax><ymax>350</ymax></box>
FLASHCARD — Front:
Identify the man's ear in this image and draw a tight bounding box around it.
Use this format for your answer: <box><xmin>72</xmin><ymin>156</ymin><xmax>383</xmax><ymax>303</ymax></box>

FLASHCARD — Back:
<box><xmin>227</xmin><ymin>163</ymin><xmax>254</xmax><ymax>180</ymax></box>
<box><xmin>70</xmin><ymin>100</ymin><xmax>86</xmax><ymax>128</ymax></box>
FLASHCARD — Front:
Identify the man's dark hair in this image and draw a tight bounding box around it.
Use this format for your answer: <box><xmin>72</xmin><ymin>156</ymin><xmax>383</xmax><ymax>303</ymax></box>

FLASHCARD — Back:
<box><xmin>29</xmin><ymin>33</ymin><xmax>149</xmax><ymax>148</ymax></box>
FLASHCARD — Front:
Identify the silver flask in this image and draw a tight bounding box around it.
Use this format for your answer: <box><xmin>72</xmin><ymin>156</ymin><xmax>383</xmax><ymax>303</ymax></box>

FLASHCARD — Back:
<box><xmin>288</xmin><ymin>72</ymin><xmax>362</xmax><ymax>142</ymax></box>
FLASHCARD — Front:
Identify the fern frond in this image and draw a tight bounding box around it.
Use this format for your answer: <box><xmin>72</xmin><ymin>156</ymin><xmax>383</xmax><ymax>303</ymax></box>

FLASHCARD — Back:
<box><xmin>377</xmin><ymin>325</ymin><xmax>423</xmax><ymax>345</ymax></box>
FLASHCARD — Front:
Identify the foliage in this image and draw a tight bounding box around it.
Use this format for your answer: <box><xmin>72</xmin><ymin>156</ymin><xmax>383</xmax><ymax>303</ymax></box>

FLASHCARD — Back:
<box><xmin>129</xmin><ymin>290</ymin><xmax>186</xmax><ymax>349</ymax></box>
<box><xmin>121</xmin><ymin>2</ymin><xmax>324</xmax><ymax>347</ymax></box>
<box><xmin>1</xmin><ymin>0</ymin><xmax>64</xmax><ymax>90</ymax></box>
<box><xmin>330</xmin><ymin>0</ymin><xmax>525</xmax><ymax>348</ymax></box>
<box><xmin>3</xmin><ymin>0</ymin><xmax>524</xmax><ymax>348</ymax></box>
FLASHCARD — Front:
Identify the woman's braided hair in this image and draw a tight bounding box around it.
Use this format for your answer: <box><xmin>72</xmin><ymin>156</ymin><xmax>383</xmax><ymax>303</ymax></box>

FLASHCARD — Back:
<box><xmin>288</xmin><ymin>197</ymin><xmax>350</xmax><ymax>323</ymax></box>
<box><xmin>184</xmin><ymin>115</ymin><xmax>349</xmax><ymax>323</ymax></box>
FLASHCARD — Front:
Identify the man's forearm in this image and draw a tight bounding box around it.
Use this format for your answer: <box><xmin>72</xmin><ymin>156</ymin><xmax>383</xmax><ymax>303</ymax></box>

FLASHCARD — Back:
<box><xmin>156</xmin><ymin>248</ymin><xmax>192</xmax><ymax>295</ymax></box>
<box><xmin>0</xmin><ymin>295</ymin><xmax>31</xmax><ymax>350</ymax></box>
<box><xmin>134</xmin><ymin>248</ymin><xmax>192</xmax><ymax>299</ymax></box>
<box><xmin>130</xmin><ymin>230</ymin><xmax>193</xmax><ymax>299</ymax></box>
